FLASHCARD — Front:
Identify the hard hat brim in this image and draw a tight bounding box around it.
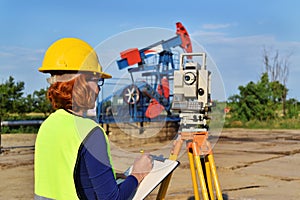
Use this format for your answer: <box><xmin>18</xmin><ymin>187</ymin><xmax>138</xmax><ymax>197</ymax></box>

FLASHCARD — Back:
<box><xmin>38</xmin><ymin>68</ymin><xmax>112</xmax><ymax>79</ymax></box>
<box><xmin>98</xmin><ymin>71</ymin><xmax>112</xmax><ymax>79</ymax></box>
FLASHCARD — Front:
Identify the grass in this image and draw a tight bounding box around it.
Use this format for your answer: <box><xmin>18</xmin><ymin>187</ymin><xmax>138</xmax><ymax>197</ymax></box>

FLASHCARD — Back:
<box><xmin>224</xmin><ymin>118</ymin><xmax>300</xmax><ymax>129</ymax></box>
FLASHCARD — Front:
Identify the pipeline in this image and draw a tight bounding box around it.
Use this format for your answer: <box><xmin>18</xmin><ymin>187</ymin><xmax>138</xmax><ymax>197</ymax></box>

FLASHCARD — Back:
<box><xmin>0</xmin><ymin>120</ymin><xmax>43</xmax><ymax>154</ymax></box>
<box><xmin>1</xmin><ymin>120</ymin><xmax>44</xmax><ymax>127</ymax></box>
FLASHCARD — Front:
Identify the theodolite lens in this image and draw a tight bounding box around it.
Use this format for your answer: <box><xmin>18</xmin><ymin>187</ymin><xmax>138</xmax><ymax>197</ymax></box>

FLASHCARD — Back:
<box><xmin>183</xmin><ymin>72</ymin><xmax>196</xmax><ymax>85</ymax></box>
<box><xmin>198</xmin><ymin>88</ymin><xmax>205</xmax><ymax>96</ymax></box>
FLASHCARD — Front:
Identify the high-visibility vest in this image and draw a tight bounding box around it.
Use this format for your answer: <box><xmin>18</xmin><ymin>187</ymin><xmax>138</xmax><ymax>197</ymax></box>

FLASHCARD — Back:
<box><xmin>34</xmin><ymin>109</ymin><xmax>114</xmax><ymax>199</ymax></box>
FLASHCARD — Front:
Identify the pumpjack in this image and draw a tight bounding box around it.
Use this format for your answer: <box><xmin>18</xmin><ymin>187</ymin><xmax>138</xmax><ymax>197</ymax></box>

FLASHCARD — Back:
<box><xmin>97</xmin><ymin>22</ymin><xmax>192</xmax><ymax>124</ymax></box>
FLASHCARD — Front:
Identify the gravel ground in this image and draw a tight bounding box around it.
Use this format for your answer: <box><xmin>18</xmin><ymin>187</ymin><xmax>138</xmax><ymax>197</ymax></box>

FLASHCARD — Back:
<box><xmin>0</xmin><ymin>128</ymin><xmax>300</xmax><ymax>200</ymax></box>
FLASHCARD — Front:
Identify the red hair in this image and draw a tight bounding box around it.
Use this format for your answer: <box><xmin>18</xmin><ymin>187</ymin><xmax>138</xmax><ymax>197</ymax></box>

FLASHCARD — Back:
<box><xmin>47</xmin><ymin>74</ymin><xmax>96</xmax><ymax>112</ymax></box>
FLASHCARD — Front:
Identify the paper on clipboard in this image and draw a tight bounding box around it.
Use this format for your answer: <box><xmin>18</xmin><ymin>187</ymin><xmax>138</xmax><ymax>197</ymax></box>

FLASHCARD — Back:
<box><xmin>119</xmin><ymin>158</ymin><xmax>179</xmax><ymax>200</ymax></box>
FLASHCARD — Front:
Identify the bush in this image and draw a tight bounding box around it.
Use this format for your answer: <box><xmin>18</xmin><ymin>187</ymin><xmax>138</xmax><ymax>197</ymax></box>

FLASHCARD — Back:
<box><xmin>1</xmin><ymin>125</ymin><xmax>41</xmax><ymax>134</ymax></box>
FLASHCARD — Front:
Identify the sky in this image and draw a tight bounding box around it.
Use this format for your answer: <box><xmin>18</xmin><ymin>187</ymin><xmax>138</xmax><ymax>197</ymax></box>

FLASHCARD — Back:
<box><xmin>1</xmin><ymin>0</ymin><xmax>300</xmax><ymax>101</ymax></box>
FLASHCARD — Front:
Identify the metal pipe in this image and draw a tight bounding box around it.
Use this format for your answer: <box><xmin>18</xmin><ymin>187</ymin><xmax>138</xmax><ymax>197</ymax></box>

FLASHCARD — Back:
<box><xmin>1</xmin><ymin>120</ymin><xmax>44</xmax><ymax>127</ymax></box>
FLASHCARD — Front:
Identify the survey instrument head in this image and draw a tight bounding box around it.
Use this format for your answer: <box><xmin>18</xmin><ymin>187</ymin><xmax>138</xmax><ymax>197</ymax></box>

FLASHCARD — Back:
<box><xmin>172</xmin><ymin>53</ymin><xmax>212</xmax><ymax>132</ymax></box>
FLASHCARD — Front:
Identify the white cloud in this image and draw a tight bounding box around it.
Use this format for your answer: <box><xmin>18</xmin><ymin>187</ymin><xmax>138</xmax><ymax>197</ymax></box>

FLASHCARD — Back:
<box><xmin>0</xmin><ymin>51</ymin><xmax>14</xmax><ymax>57</ymax></box>
<box><xmin>190</xmin><ymin>29</ymin><xmax>300</xmax><ymax>99</ymax></box>
<box><xmin>202</xmin><ymin>23</ymin><xmax>236</xmax><ymax>30</ymax></box>
<box><xmin>191</xmin><ymin>30</ymin><xmax>278</xmax><ymax>46</ymax></box>
<box><xmin>0</xmin><ymin>46</ymin><xmax>44</xmax><ymax>62</ymax></box>
<box><xmin>0</xmin><ymin>45</ymin><xmax>46</xmax><ymax>94</ymax></box>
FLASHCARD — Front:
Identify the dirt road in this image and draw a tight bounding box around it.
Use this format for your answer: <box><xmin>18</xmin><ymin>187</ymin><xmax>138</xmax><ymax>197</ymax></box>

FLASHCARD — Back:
<box><xmin>0</xmin><ymin>128</ymin><xmax>300</xmax><ymax>199</ymax></box>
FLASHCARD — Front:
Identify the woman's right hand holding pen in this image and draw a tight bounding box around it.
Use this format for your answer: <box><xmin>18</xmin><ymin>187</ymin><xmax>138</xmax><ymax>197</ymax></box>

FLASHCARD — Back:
<box><xmin>131</xmin><ymin>152</ymin><xmax>153</xmax><ymax>184</ymax></box>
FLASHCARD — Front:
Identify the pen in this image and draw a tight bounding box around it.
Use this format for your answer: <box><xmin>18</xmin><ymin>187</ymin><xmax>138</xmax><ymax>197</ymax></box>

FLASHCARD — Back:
<box><xmin>140</xmin><ymin>149</ymin><xmax>144</xmax><ymax>154</ymax></box>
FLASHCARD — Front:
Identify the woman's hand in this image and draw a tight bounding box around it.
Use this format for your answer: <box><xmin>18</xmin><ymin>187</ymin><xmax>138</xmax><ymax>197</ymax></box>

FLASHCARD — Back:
<box><xmin>131</xmin><ymin>153</ymin><xmax>153</xmax><ymax>184</ymax></box>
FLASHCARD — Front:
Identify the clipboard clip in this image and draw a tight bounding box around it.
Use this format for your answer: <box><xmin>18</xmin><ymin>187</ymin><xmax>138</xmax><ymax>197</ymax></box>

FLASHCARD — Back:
<box><xmin>150</xmin><ymin>154</ymin><xmax>167</xmax><ymax>162</ymax></box>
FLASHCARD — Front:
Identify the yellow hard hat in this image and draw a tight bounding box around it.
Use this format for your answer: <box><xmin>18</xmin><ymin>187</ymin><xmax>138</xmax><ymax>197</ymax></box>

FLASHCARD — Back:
<box><xmin>39</xmin><ymin>38</ymin><xmax>112</xmax><ymax>79</ymax></box>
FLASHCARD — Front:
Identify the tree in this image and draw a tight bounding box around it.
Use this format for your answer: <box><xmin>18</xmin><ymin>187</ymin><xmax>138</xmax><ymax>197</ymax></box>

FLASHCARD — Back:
<box><xmin>32</xmin><ymin>88</ymin><xmax>53</xmax><ymax>116</ymax></box>
<box><xmin>0</xmin><ymin>76</ymin><xmax>26</xmax><ymax>116</ymax></box>
<box><xmin>0</xmin><ymin>76</ymin><xmax>53</xmax><ymax>119</ymax></box>
<box><xmin>228</xmin><ymin>73</ymin><xmax>277</xmax><ymax>121</ymax></box>
<box><xmin>263</xmin><ymin>47</ymin><xmax>291</xmax><ymax>116</ymax></box>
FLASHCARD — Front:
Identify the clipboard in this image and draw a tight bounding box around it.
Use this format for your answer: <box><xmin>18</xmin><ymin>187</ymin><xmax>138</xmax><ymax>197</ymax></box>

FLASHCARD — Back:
<box><xmin>117</xmin><ymin>158</ymin><xmax>180</xmax><ymax>200</ymax></box>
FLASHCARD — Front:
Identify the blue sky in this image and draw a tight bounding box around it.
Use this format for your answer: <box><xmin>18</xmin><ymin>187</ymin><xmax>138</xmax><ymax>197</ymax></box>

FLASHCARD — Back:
<box><xmin>1</xmin><ymin>0</ymin><xmax>300</xmax><ymax>100</ymax></box>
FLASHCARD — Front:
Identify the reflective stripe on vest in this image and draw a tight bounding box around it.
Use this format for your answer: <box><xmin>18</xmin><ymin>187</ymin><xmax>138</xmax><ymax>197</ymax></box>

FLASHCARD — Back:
<box><xmin>34</xmin><ymin>109</ymin><xmax>114</xmax><ymax>199</ymax></box>
<box><xmin>34</xmin><ymin>194</ymin><xmax>54</xmax><ymax>200</ymax></box>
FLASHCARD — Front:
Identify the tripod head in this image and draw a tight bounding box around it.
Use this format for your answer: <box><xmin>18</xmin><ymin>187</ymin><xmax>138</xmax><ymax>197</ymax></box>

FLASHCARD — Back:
<box><xmin>172</xmin><ymin>53</ymin><xmax>212</xmax><ymax>132</ymax></box>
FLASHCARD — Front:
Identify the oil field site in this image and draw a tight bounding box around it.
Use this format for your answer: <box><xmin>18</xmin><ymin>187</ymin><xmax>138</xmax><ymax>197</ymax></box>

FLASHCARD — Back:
<box><xmin>1</xmin><ymin>7</ymin><xmax>300</xmax><ymax>200</ymax></box>
<box><xmin>1</xmin><ymin>126</ymin><xmax>300</xmax><ymax>200</ymax></box>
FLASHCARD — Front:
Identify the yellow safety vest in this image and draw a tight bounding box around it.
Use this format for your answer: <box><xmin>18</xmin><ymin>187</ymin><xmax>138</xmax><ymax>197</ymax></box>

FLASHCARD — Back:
<box><xmin>34</xmin><ymin>109</ymin><xmax>114</xmax><ymax>199</ymax></box>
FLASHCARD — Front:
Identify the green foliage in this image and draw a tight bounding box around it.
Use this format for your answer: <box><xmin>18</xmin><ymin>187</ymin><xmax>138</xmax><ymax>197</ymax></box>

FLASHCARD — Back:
<box><xmin>228</xmin><ymin>73</ymin><xmax>279</xmax><ymax>121</ymax></box>
<box><xmin>1</xmin><ymin>125</ymin><xmax>40</xmax><ymax>134</ymax></box>
<box><xmin>285</xmin><ymin>98</ymin><xmax>299</xmax><ymax>119</ymax></box>
<box><xmin>0</xmin><ymin>76</ymin><xmax>25</xmax><ymax>117</ymax></box>
<box><xmin>0</xmin><ymin>76</ymin><xmax>53</xmax><ymax>120</ymax></box>
<box><xmin>226</xmin><ymin>72</ymin><xmax>299</xmax><ymax>128</ymax></box>
<box><xmin>32</xmin><ymin>88</ymin><xmax>54</xmax><ymax>116</ymax></box>
<box><xmin>0</xmin><ymin>76</ymin><xmax>53</xmax><ymax>133</ymax></box>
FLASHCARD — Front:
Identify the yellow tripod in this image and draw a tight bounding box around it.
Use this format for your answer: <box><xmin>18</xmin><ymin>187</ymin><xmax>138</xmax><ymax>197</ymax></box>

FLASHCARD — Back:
<box><xmin>156</xmin><ymin>131</ymin><xmax>223</xmax><ymax>200</ymax></box>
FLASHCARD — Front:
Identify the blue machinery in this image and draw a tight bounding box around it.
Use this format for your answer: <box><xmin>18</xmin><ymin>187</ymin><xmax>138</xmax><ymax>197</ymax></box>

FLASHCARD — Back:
<box><xmin>96</xmin><ymin>22</ymin><xmax>192</xmax><ymax>124</ymax></box>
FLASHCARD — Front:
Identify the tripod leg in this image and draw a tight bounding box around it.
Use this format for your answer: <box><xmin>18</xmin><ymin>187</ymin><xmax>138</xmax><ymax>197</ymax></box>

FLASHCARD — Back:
<box><xmin>188</xmin><ymin>150</ymin><xmax>200</xmax><ymax>200</ymax></box>
<box><xmin>156</xmin><ymin>136</ymin><xmax>183</xmax><ymax>200</ymax></box>
<box><xmin>204</xmin><ymin>156</ymin><xmax>215</xmax><ymax>200</ymax></box>
<box><xmin>207</xmin><ymin>153</ymin><xmax>223</xmax><ymax>200</ymax></box>
<box><xmin>156</xmin><ymin>173</ymin><xmax>173</xmax><ymax>200</ymax></box>
<box><xmin>192</xmin><ymin>143</ymin><xmax>210</xmax><ymax>200</ymax></box>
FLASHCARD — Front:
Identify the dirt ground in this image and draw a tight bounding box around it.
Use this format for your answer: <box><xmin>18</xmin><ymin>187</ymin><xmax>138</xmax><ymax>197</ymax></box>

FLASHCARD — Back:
<box><xmin>1</xmin><ymin>127</ymin><xmax>300</xmax><ymax>200</ymax></box>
